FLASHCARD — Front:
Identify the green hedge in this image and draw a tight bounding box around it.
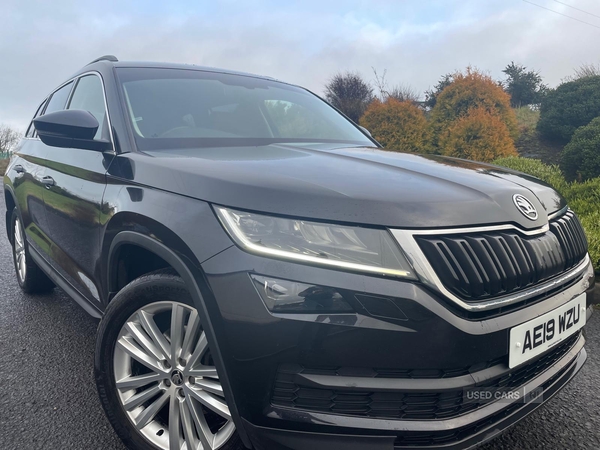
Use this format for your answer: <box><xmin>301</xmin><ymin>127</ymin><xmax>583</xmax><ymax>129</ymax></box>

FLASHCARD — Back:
<box><xmin>561</xmin><ymin>116</ymin><xmax>600</xmax><ymax>182</ymax></box>
<box><xmin>537</xmin><ymin>75</ymin><xmax>600</xmax><ymax>143</ymax></box>
<box><xmin>494</xmin><ymin>156</ymin><xmax>599</xmax><ymax>272</ymax></box>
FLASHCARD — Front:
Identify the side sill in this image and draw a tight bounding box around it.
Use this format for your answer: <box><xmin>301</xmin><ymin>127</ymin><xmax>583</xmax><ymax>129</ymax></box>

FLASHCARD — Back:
<box><xmin>28</xmin><ymin>246</ymin><xmax>103</xmax><ymax>319</ymax></box>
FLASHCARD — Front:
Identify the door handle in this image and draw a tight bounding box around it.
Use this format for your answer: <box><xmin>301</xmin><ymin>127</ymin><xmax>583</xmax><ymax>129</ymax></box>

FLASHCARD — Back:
<box><xmin>41</xmin><ymin>176</ymin><xmax>55</xmax><ymax>188</ymax></box>
<box><xmin>13</xmin><ymin>165</ymin><xmax>25</xmax><ymax>174</ymax></box>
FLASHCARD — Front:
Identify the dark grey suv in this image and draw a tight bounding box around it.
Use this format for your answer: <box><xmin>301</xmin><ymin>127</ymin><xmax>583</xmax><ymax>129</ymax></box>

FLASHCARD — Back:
<box><xmin>3</xmin><ymin>55</ymin><xmax>595</xmax><ymax>450</ymax></box>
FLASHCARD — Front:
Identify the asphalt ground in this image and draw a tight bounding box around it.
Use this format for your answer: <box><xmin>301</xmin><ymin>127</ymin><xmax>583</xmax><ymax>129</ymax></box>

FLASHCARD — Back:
<box><xmin>0</xmin><ymin>185</ymin><xmax>599</xmax><ymax>449</ymax></box>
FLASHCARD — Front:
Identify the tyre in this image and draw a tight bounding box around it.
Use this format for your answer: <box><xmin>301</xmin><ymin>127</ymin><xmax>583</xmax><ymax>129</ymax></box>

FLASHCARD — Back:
<box><xmin>95</xmin><ymin>270</ymin><xmax>243</xmax><ymax>450</ymax></box>
<box><xmin>10</xmin><ymin>208</ymin><xmax>54</xmax><ymax>294</ymax></box>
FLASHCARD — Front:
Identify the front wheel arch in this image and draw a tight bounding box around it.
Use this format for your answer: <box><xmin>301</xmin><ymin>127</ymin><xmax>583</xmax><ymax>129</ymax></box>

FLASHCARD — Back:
<box><xmin>4</xmin><ymin>184</ymin><xmax>17</xmax><ymax>245</ymax></box>
<box><xmin>104</xmin><ymin>231</ymin><xmax>251</xmax><ymax>448</ymax></box>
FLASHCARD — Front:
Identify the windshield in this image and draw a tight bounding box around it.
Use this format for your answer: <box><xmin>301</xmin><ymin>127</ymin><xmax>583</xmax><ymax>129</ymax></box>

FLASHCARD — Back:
<box><xmin>116</xmin><ymin>68</ymin><xmax>374</xmax><ymax>151</ymax></box>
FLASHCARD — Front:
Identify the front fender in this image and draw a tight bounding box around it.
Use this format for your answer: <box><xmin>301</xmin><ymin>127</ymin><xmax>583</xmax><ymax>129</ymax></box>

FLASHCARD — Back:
<box><xmin>3</xmin><ymin>171</ymin><xmax>18</xmax><ymax>245</ymax></box>
<box><xmin>105</xmin><ymin>231</ymin><xmax>251</xmax><ymax>447</ymax></box>
<box><xmin>99</xmin><ymin>180</ymin><xmax>233</xmax><ymax>300</ymax></box>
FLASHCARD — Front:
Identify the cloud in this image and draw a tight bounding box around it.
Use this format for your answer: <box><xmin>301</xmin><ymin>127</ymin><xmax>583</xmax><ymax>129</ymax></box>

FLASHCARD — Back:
<box><xmin>2</xmin><ymin>0</ymin><xmax>600</xmax><ymax>128</ymax></box>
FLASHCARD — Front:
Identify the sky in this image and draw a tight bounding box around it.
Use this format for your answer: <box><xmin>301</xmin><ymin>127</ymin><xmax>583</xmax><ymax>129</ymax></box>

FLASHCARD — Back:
<box><xmin>2</xmin><ymin>0</ymin><xmax>600</xmax><ymax>130</ymax></box>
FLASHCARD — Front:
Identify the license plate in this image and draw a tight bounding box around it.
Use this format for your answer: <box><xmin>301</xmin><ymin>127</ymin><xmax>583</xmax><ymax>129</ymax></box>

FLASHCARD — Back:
<box><xmin>509</xmin><ymin>293</ymin><xmax>586</xmax><ymax>368</ymax></box>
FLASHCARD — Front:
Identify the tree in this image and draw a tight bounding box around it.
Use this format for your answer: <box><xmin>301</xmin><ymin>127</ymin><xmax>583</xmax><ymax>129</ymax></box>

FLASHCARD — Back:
<box><xmin>561</xmin><ymin>116</ymin><xmax>600</xmax><ymax>182</ymax></box>
<box><xmin>438</xmin><ymin>107</ymin><xmax>518</xmax><ymax>162</ymax></box>
<box><xmin>429</xmin><ymin>68</ymin><xmax>518</xmax><ymax>148</ymax></box>
<box><xmin>324</xmin><ymin>72</ymin><xmax>374</xmax><ymax>123</ymax></box>
<box><xmin>565</xmin><ymin>63</ymin><xmax>600</xmax><ymax>81</ymax></box>
<box><xmin>0</xmin><ymin>124</ymin><xmax>21</xmax><ymax>157</ymax></box>
<box><xmin>424</xmin><ymin>73</ymin><xmax>454</xmax><ymax>109</ymax></box>
<box><xmin>360</xmin><ymin>98</ymin><xmax>430</xmax><ymax>153</ymax></box>
<box><xmin>371</xmin><ymin>68</ymin><xmax>420</xmax><ymax>103</ymax></box>
<box><xmin>537</xmin><ymin>75</ymin><xmax>600</xmax><ymax>143</ymax></box>
<box><xmin>386</xmin><ymin>85</ymin><xmax>420</xmax><ymax>103</ymax></box>
<box><xmin>502</xmin><ymin>62</ymin><xmax>548</xmax><ymax>107</ymax></box>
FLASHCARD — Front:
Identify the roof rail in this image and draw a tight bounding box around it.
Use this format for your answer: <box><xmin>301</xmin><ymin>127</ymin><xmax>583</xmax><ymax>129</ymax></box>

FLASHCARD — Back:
<box><xmin>87</xmin><ymin>55</ymin><xmax>118</xmax><ymax>65</ymax></box>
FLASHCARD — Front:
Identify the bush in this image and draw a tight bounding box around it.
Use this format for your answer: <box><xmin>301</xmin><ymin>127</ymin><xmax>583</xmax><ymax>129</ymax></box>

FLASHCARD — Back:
<box><xmin>438</xmin><ymin>108</ymin><xmax>517</xmax><ymax>162</ymax></box>
<box><xmin>360</xmin><ymin>99</ymin><xmax>430</xmax><ymax>153</ymax></box>
<box><xmin>566</xmin><ymin>177</ymin><xmax>600</xmax><ymax>215</ymax></box>
<box><xmin>578</xmin><ymin>208</ymin><xmax>600</xmax><ymax>275</ymax></box>
<box><xmin>559</xmin><ymin>178</ymin><xmax>600</xmax><ymax>272</ymax></box>
<box><xmin>493</xmin><ymin>156</ymin><xmax>570</xmax><ymax>193</ymax></box>
<box><xmin>493</xmin><ymin>156</ymin><xmax>600</xmax><ymax>271</ymax></box>
<box><xmin>424</xmin><ymin>73</ymin><xmax>454</xmax><ymax>109</ymax></box>
<box><xmin>430</xmin><ymin>68</ymin><xmax>518</xmax><ymax>146</ymax></box>
<box><xmin>324</xmin><ymin>72</ymin><xmax>374</xmax><ymax>123</ymax></box>
<box><xmin>537</xmin><ymin>76</ymin><xmax>600</xmax><ymax>143</ymax></box>
<box><xmin>561</xmin><ymin>116</ymin><xmax>600</xmax><ymax>182</ymax></box>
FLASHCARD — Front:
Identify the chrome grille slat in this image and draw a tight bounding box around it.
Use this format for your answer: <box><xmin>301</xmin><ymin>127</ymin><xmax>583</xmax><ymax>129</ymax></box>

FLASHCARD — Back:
<box><xmin>414</xmin><ymin>211</ymin><xmax>588</xmax><ymax>303</ymax></box>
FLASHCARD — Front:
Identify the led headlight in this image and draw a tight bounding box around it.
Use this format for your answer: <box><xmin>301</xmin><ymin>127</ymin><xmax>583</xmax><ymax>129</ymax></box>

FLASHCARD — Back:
<box><xmin>215</xmin><ymin>206</ymin><xmax>415</xmax><ymax>278</ymax></box>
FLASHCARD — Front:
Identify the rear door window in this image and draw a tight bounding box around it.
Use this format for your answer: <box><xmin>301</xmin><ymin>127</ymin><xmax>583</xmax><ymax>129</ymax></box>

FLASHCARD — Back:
<box><xmin>44</xmin><ymin>81</ymin><xmax>74</xmax><ymax>115</ymax></box>
<box><xmin>25</xmin><ymin>100</ymin><xmax>47</xmax><ymax>138</ymax></box>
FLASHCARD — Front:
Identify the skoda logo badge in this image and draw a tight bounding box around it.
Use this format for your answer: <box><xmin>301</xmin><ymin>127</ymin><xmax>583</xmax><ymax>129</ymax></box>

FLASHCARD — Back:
<box><xmin>171</xmin><ymin>370</ymin><xmax>184</xmax><ymax>386</ymax></box>
<box><xmin>513</xmin><ymin>194</ymin><xmax>538</xmax><ymax>220</ymax></box>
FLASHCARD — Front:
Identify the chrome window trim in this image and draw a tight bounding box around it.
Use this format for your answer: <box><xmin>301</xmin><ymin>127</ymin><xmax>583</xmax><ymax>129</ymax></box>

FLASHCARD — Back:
<box><xmin>390</xmin><ymin>209</ymin><xmax>590</xmax><ymax>312</ymax></box>
<box><xmin>33</xmin><ymin>71</ymin><xmax>116</xmax><ymax>153</ymax></box>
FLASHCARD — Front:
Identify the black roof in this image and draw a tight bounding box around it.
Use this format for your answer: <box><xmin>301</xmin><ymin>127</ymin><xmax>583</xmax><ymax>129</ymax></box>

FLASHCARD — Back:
<box><xmin>85</xmin><ymin>55</ymin><xmax>276</xmax><ymax>81</ymax></box>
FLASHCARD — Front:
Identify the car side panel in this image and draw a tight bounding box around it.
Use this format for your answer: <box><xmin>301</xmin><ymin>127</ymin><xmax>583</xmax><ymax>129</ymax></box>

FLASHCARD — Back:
<box><xmin>98</xmin><ymin>161</ymin><xmax>250</xmax><ymax>444</ymax></box>
<box><xmin>4</xmin><ymin>139</ymin><xmax>53</xmax><ymax>258</ymax></box>
<box><xmin>41</xmin><ymin>147</ymin><xmax>114</xmax><ymax>303</ymax></box>
<box><xmin>98</xmin><ymin>153</ymin><xmax>234</xmax><ymax>305</ymax></box>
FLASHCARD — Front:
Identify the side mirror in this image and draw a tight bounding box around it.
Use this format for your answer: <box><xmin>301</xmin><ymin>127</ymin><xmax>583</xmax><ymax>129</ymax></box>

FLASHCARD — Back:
<box><xmin>359</xmin><ymin>126</ymin><xmax>372</xmax><ymax>138</ymax></box>
<box><xmin>33</xmin><ymin>110</ymin><xmax>111</xmax><ymax>151</ymax></box>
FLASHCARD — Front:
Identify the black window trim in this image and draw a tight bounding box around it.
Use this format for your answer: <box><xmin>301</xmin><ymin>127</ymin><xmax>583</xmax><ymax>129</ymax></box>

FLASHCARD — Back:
<box><xmin>25</xmin><ymin>71</ymin><xmax>116</xmax><ymax>154</ymax></box>
<box><xmin>25</xmin><ymin>98</ymin><xmax>48</xmax><ymax>139</ymax></box>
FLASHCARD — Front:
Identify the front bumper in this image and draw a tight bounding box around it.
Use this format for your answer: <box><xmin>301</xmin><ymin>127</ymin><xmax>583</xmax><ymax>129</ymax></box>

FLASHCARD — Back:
<box><xmin>246</xmin><ymin>338</ymin><xmax>587</xmax><ymax>450</ymax></box>
<box><xmin>200</xmin><ymin>246</ymin><xmax>594</xmax><ymax>450</ymax></box>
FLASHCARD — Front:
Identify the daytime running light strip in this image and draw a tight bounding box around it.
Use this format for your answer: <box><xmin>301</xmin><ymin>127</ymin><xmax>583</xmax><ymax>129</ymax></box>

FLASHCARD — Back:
<box><xmin>217</xmin><ymin>207</ymin><xmax>412</xmax><ymax>278</ymax></box>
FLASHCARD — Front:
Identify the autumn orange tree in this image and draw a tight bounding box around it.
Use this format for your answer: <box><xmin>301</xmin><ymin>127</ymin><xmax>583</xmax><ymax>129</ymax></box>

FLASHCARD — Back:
<box><xmin>427</xmin><ymin>67</ymin><xmax>519</xmax><ymax>162</ymax></box>
<box><xmin>430</xmin><ymin>68</ymin><xmax>518</xmax><ymax>141</ymax></box>
<box><xmin>360</xmin><ymin>98</ymin><xmax>430</xmax><ymax>153</ymax></box>
<box><xmin>438</xmin><ymin>107</ymin><xmax>517</xmax><ymax>162</ymax></box>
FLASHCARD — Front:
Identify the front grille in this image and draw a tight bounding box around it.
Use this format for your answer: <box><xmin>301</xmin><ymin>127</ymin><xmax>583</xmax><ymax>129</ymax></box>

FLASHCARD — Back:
<box><xmin>271</xmin><ymin>333</ymin><xmax>580</xmax><ymax>421</ymax></box>
<box><xmin>415</xmin><ymin>210</ymin><xmax>587</xmax><ymax>302</ymax></box>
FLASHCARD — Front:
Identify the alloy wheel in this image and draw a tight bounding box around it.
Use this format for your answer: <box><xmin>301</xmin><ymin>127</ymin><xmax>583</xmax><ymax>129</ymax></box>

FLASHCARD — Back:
<box><xmin>113</xmin><ymin>301</ymin><xmax>235</xmax><ymax>450</ymax></box>
<box><xmin>13</xmin><ymin>217</ymin><xmax>27</xmax><ymax>283</ymax></box>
